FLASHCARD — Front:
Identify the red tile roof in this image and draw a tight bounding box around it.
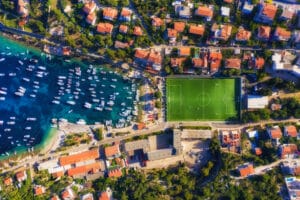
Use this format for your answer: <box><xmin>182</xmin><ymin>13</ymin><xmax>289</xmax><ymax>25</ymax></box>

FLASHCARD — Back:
<box><xmin>189</xmin><ymin>24</ymin><xmax>205</xmax><ymax>35</ymax></box>
<box><xmin>192</xmin><ymin>58</ymin><xmax>208</xmax><ymax>68</ymax></box>
<box><xmin>61</xmin><ymin>188</ymin><xmax>74</xmax><ymax>200</ymax></box>
<box><xmin>102</xmin><ymin>8</ymin><xmax>118</xmax><ymax>20</ymax></box>
<box><xmin>98</xmin><ymin>192</ymin><xmax>109</xmax><ymax>200</ymax></box>
<box><xmin>59</xmin><ymin>149</ymin><xmax>99</xmax><ymax>166</ymax></box>
<box><xmin>167</xmin><ymin>28</ymin><xmax>178</xmax><ymax>38</ymax></box>
<box><xmin>137</xmin><ymin>122</ymin><xmax>146</xmax><ymax>130</ymax></box>
<box><xmin>262</xmin><ymin>3</ymin><xmax>277</xmax><ymax>20</ymax></box>
<box><xmin>239</xmin><ymin>163</ymin><xmax>254</xmax><ymax>177</ymax></box>
<box><xmin>236</xmin><ymin>27</ymin><xmax>251</xmax><ymax>41</ymax></box>
<box><xmin>16</xmin><ymin>170</ymin><xmax>26</xmax><ymax>182</ymax></box>
<box><xmin>255</xmin><ymin>57</ymin><xmax>265</xmax><ymax>69</ymax></box>
<box><xmin>195</xmin><ymin>6</ymin><xmax>213</xmax><ymax>18</ymax></box>
<box><xmin>178</xmin><ymin>47</ymin><xmax>190</xmax><ymax>56</ymax></box>
<box><xmin>225</xmin><ymin>58</ymin><xmax>241</xmax><ymax>69</ymax></box>
<box><xmin>108</xmin><ymin>168</ymin><xmax>122</xmax><ymax>178</ymax></box>
<box><xmin>119</xmin><ymin>25</ymin><xmax>128</xmax><ymax>33</ymax></box>
<box><xmin>134</xmin><ymin>49</ymin><xmax>149</xmax><ymax>59</ymax></box>
<box><xmin>220</xmin><ymin>24</ymin><xmax>232</xmax><ymax>40</ymax></box>
<box><xmin>148</xmin><ymin>50</ymin><xmax>162</xmax><ymax>64</ymax></box>
<box><xmin>67</xmin><ymin>162</ymin><xmax>101</xmax><ymax>177</ymax></box>
<box><xmin>285</xmin><ymin>125</ymin><xmax>298</xmax><ymax>137</ymax></box>
<box><xmin>86</xmin><ymin>12</ymin><xmax>97</xmax><ymax>24</ymax></box>
<box><xmin>120</xmin><ymin>8</ymin><xmax>132</xmax><ymax>17</ymax></box>
<box><xmin>269</xmin><ymin>127</ymin><xmax>282</xmax><ymax>139</ymax></box>
<box><xmin>4</xmin><ymin>177</ymin><xmax>12</xmax><ymax>186</ymax></box>
<box><xmin>97</xmin><ymin>23</ymin><xmax>114</xmax><ymax>34</ymax></box>
<box><xmin>275</xmin><ymin>27</ymin><xmax>291</xmax><ymax>40</ymax></box>
<box><xmin>51</xmin><ymin>195</ymin><xmax>60</xmax><ymax>200</ymax></box>
<box><xmin>170</xmin><ymin>57</ymin><xmax>186</xmax><ymax>67</ymax></box>
<box><xmin>152</xmin><ymin>17</ymin><xmax>164</xmax><ymax>27</ymax></box>
<box><xmin>258</xmin><ymin>26</ymin><xmax>271</xmax><ymax>40</ymax></box>
<box><xmin>105</xmin><ymin>144</ymin><xmax>120</xmax><ymax>158</ymax></box>
<box><xmin>223</xmin><ymin>0</ymin><xmax>233</xmax><ymax>3</ymax></box>
<box><xmin>114</xmin><ymin>41</ymin><xmax>129</xmax><ymax>49</ymax></box>
<box><xmin>83</xmin><ymin>1</ymin><xmax>96</xmax><ymax>14</ymax></box>
<box><xmin>133</xmin><ymin>26</ymin><xmax>143</xmax><ymax>36</ymax></box>
<box><xmin>254</xmin><ymin>147</ymin><xmax>262</xmax><ymax>156</ymax></box>
<box><xmin>209</xmin><ymin>52</ymin><xmax>222</xmax><ymax>71</ymax></box>
<box><xmin>52</xmin><ymin>171</ymin><xmax>64</xmax><ymax>178</ymax></box>
<box><xmin>34</xmin><ymin>185</ymin><xmax>45</xmax><ymax>196</ymax></box>
<box><xmin>174</xmin><ymin>22</ymin><xmax>185</xmax><ymax>32</ymax></box>
<box><xmin>280</xmin><ymin>144</ymin><xmax>298</xmax><ymax>158</ymax></box>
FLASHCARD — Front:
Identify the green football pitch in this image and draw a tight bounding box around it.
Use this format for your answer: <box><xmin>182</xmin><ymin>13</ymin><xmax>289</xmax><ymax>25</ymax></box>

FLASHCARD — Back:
<box><xmin>166</xmin><ymin>77</ymin><xmax>240</xmax><ymax>121</ymax></box>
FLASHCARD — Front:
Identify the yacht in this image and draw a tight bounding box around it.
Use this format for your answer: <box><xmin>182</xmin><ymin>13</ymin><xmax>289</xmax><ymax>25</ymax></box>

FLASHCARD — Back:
<box><xmin>76</xmin><ymin>119</ymin><xmax>86</xmax><ymax>125</ymax></box>
<box><xmin>27</xmin><ymin>118</ymin><xmax>37</xmax><ymax>121</ymax></box>
<box><xmin>84</xmin><ymin>102</ymin><xmax>92</xmax><ymax>109</ymax></box>
<box><xmin>52</xmin><ymin>100</ymin><xmax>60</xmax><ymax>104</ymax></box>
<box><xmin>67</xmin><ymin>100</ymin><xmax>76</xmax><ymax>105</ymax></box>
<box><xmin>0</xmin><ymin>58</ymin><xmax>5</xmax><ymax>62</ymax></box>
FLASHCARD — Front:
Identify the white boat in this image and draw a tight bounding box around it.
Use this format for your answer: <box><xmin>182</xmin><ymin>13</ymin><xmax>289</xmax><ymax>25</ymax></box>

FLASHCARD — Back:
<box><xmin>0</xmin><ymin>58</ymin><xmax>5</xmax><ymax>62</ymax></box>
<box><xmin>107</xmin><ymin>101</ymin><xmax>115</xmax><ymax>106</ymax></box>
<box><xmin>52</xmin><ymin>100</ymin><xmax>60</xmax><ymax>104</ymax></box>
<box><xmin>38</xmin><ymin>66</ymin><xmax>46</xmax><ymax>70</ymax></box>
<box><xmin>0</xmin><ymin>90</ymin><xmax>7</xmax><ymax>95</ymax></box>
<box><xmin>0</xmin><ymin>73</ymin><xmax>5</xmax><ymax>77</ymax></box>
<box><xmin>0</xmin><ymin>97</ymin><xmax>5</xmax><ymax>101</ymax></box>
<box><xmin>26</xmin><ymin>118</ymin><xmax>37</xmax><ymax>121</ymax></box>
<box><xmin>24</xmin><ymin>135</ymin><xmax>30</xmax><ymax>138</ymax></box>
<box><xmin>25</xmin><ymin>127</ymin><xmax>31</xmax><ymax>130</ymax></box>
<box><xmin>7</xmin><ymin>121</ymin><xmax>15</xmax><ymax>125</ymax></box>
<box><xmin>76</xmin><ymin>119</ymin><xmax>86</xmax><ymax>125</ymax></box>
<box><xmin>30</xmin><ymin>94</ymin><xmax>36</xmax><ymax>98</ymax></box>
<box><xmin>15</xmin><ymin>91</ymin><xmax>24</xmax><ymax>96</ymax></box>
<box><xmin>67</xmin><ymin>100</ymin><xmax>76</xmax><ymax>105</ymax></box>
<box><xmin>0</xmin><ymin>121</ymin><xmax>3</xmax><ymax>125</ymax></box>
<box><xmin>95</xmin><ymin>107</ymin><xmax>103</xmax><ymax>111</ymax></box>
<box><xmin>110</xmin><ymin>85</ymin><xmax>116</xmax><ymax>88</ymax></box>
<box><xmin>112</xmin><ymin>79</ymin><xmax>117</xmax><ymax>82</ymax></box>
<box><xmin>4</xmin><ymin>128</ymin><xmax>11</xmax><ymax>132</ymax></box>
<box><xmin>84</xmin><ymin>102</ymin><xmax>92</xmax><ymax>109</ymax></box>
<box><xmin>22</xmin><ymin>78</ymin><xmax>30</xmax><ymax>82</ymax></box>
<box><xmin>18</xmin><ymin>60</ymin><xmax>24</xmax><ymax>65</ymax></box>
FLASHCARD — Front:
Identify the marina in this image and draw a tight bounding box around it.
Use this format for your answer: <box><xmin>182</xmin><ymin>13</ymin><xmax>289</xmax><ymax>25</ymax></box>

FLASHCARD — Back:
<box><xmin>0</xmin><ymin>35</ymin><xmax>137</xmax><ymax>156</ymax></box>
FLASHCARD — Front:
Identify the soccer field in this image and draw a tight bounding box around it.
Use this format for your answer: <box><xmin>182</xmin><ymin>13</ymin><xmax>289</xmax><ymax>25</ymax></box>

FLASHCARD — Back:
<box><xmin>166</xmin><ymin>77</ymin><xmax>240</xmax><ymax>121</ymax></box>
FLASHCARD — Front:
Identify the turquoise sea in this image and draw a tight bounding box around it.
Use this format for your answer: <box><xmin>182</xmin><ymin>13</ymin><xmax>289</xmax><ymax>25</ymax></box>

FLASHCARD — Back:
<box><xmin>0</xmin><ymin>35</ymin><xmax>136</xmax><ymax>156</ymax></box>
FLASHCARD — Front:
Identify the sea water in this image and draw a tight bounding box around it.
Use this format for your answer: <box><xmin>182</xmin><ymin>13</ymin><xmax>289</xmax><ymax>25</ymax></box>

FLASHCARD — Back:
<box><xmin>0</xmin><ymin>35</ymin><xmax>136</xmax><ymax>156</ymax></box>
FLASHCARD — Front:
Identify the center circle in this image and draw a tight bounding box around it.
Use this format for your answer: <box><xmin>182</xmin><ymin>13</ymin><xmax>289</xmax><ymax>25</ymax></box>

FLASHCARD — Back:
<box><xmin>196</xmin><ymin>93</ymin><xmax>211</xmax><ymax>107</ymax></box>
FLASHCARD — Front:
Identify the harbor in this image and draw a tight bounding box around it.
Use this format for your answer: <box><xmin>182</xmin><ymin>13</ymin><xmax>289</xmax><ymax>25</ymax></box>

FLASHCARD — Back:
<box><xmin>0</xmin><ymin>35</ymin><xmax>138</xmax><ymax>157</ymax></box>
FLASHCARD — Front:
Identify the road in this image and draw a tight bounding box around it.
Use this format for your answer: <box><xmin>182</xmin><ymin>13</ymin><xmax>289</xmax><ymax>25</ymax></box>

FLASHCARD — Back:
<box><xmin>2</xmin><ymin>118</ymin><xmax>299</xmax><ymax>174</ymax></box>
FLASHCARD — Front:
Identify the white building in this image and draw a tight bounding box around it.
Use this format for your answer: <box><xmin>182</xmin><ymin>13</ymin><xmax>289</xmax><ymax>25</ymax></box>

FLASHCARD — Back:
<box><xmin>247</xmin><ymin>95</ymin><xmax>268</xmax><ymax>109</ymax></box>
<box><xmin>285</xmin><ymin>177</ymin><xmax>300</xmax><ymax>200</ymax></box>
<box><xmin>272</xmin><ymin>52</ymin><xmax>300</xmax><ymax>76</ymax></box>
<box><xmin>221</xmin><ymin>7</ymin><xmax>230</xmax><ymax>17</ymax></box>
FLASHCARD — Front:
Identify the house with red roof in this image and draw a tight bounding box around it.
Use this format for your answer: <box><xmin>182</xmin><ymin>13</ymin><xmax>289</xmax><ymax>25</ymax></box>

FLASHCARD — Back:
<box><xmin>119</xmin><ymin>8</ymin><xmax>132</xmax><ymax>22</ymax></box>
<box><xmin>81</xmin><ymin>193</ymin><xmax>94</xmax><ymax>200</ymax></box>
<box><xmin>280</xmin><ymin>8</ymin><xmax>294</xmax><ymax>21</ymax></box>
<box><xmin>83</xmin><ymin>1</ymin><xmax>97</xmax><ymax>14</ymax></box>
<box><xmin>134</xmin><ymin>49</ymin><xmax>162</xmax><ymax>70</ymax></box>
<box><xmin>152</xmin><ymin>17</ymin><xmax>164</xmax><ymax>27</ymax></box>
<box><xmin>59</xmin><ymin>149</ymin><xmax>99</xmax><ymax>166</ymax></box>
<box><xmin>3</xmin><ymin>177</ymin><xmax>13</xmax><ymax>186</ymax></box>
<box><xmin>238</xmin><ymin>163</ymin><xmax>254</xmax><ymax>177</ymax></box>
<box><xmin>102</xmin><ymin>8</ymin><xmax>118</xmax><ymax>21</ymax></box>
<box><xmin>16</xmin><ymin>170</ymin><xmax>27</xmax><ymax>182</ymax></box>
<box><xmin>192</xmin><ymin>57</ymin><xmax>208</xmax><ymax>68</ymax></box>
<box><xmin>236</xmin><ymin>27</ymin><xmax>251</xmax><ymax>42</ymax></box>
<box><xmin>225</xmin><ymin>58</ymin><xmax>241</xmax><ymax>70</ymax></box>
<box><xmin>174</xmin><ymin>21</ymin><xmax>185</xmax><ymax>33</ymax></box>
<box><xmin>119</xmin><ymin>25</ymin><xmax>128</xmax><ymax>34</ymax></box>
<box><xmin>211</xmin><ymin>23</ymin><xmax>232</xmax><ymax>41</ymax></box>
<box><xmin>61</xmin><ymin>188</ymin><xmax>75</xmax><ymax>200</ymax></box>
<box><xmin>105</xmin><ymin>144</ymin><xmax>121</xmax><ymax>159</ymax></box>
<box><xmin>86</xmin><ymin>12</ymin><xmax>97</xmax><ymax>26</ymax></box>
<box><xmin>258</xmin><ymin>26</ymin><xmax>271</xmax><ymax>41</ymax></box>
<box><xmin>51</xmin><ymin>195</ymin><xmax>60</xmax><ymax>200</ymax></box>
<box><xmin>97</xmin><ymin>23</ymin><xmax>113</xmax><ymax>34</ymax></box>
<box><xmin>267</xmin><ymin>126</ymin><xmax>282</xmax><ymax>145</ymax></box>
<box><xmin>195</xmin><ymin>5</ymin><xmax>214</xmax><ymax>21</ymax></box>
<box><xmin>273</xmin><ymin>27</ymin><xmax>291</xmax><ymax>41</ymax></box>
<box><xmin>34</xmin><ymin>185</ymin><xmax>45</xmax><ymax>196</ymax></box>
<box><xmin>254</xmin><ymin>147</ymin><xmax>262</xmax><ymax>156</ymax></box>
<box><xmin>133</xmin><ymin>26</ymin><xmax>143</xmax><ymax>36</ymax></box>
<box><xmin>284</xmin><ymin>125</ymin><xmax>298</xmax><ymax>138</ymax></box>
<box><xmin>189</xmin><ymin>24</ymin><xmax>205</xmax><ymax>36</ymax></box>
<box><xmin>209</xmin><ymin>50</ymin><xmax>222</xmax><ymax>72</ymax></box>
<box><xmin>254</xmin><ymin>57</ymin><xmax>265</xmax><ymax>69</ymax></box>
<box><xmin>279</xmin><ymin>144</ymin><xmax>298</xmax><ymax>159</ymax></box>
<box><xmin>178</xmin><ymin>47</ymin><xmax>190</xmax><ymax>57</ymax></box>
<box><xmin>18</xmin><ymin>0</ymin><xmax>29</xmax><ymax>17</ymax></box>
<box><xmin>114</xmin><ymin>41</ymin><xmax>130</xmax><ymax>49</ymax></box>
<box><xmin>98</xmin><ymin>188</ymin><xmax>113</xmax><ymax>200</ymax></box>
<box><xmin>167</xmin><ymin>28</ymin><xmax>178</xmax><ymax>45</ymax></box>
<box><xmin>108</xmin><ymin>168</ymin><xmax>122</xmax><ymax>178</ymax></box>
<box><xmin>221</xmin><ymin>129</ymin><xmax>241</xmax><ymax>153</ymax></box>
<box><xmin>255</xmin><ymin>3</ymin><xmax>277</xmax><ymax>24</ymax></box>
<box><xmin>170</xmin><ymin>57</ymin><xmax>187</xmax><ymax>68</ymax></box>
<box><xmin>67</xmin><ymin>162</ymin><xmax>102</xmax><ymax>178</ymax></box>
